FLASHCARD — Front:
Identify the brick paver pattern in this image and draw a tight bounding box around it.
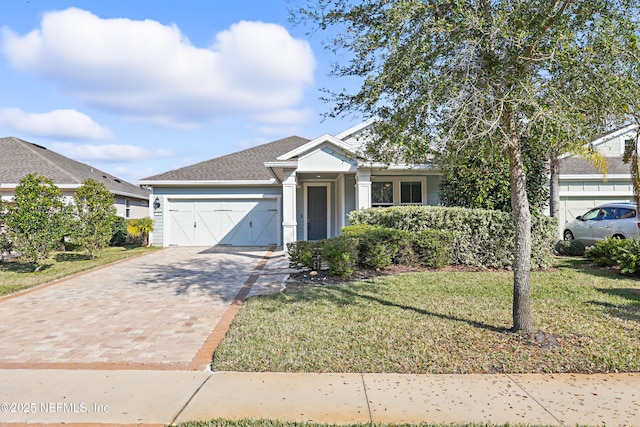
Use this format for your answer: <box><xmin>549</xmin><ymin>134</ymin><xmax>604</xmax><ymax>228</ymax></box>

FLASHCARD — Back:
<box><xmin>0</xmin><ymin>247</ymin><xmax>274</xmax><ymax>369</ymax></box>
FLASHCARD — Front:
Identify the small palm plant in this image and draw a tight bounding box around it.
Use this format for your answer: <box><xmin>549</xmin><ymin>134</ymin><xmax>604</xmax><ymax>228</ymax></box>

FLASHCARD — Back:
<box><xmin>127</xmin><ymin>217</ymin><xmax>154</xmax><ymax>246</ymax></box>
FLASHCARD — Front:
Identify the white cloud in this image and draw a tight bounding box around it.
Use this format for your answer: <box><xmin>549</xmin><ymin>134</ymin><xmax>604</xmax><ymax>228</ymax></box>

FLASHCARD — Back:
<box><xmin>1</xmin><ymin>8</ymin><xmax>316</xmax><ymax>128</ymax></box>
<box><xmin>252</xmin><ymin>108</ymin><xmax>315</xmax><ymax>125</ymax></box>
<box><xmin>0</xmin><ymin>107</ymin><xmax>112</xmax><ymax>139</ymax></box>
<box><xmin>51</xmin><ymin>142</ymin><xmax>173</xmax><ymax>163</ymax></box>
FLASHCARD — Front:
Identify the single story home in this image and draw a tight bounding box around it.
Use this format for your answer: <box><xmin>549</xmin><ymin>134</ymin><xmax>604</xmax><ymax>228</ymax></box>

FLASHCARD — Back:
<box><xmin>139</xmin><ymin>121</ymin><xmax>638</xmax><ymax>248</ymax></box>
<box><xmin>0</xmin><ymin>136</ymin><xmax>150</xmax><ymax>218</ymax></box>
<box><xmin>139</xmin><ymin>121</ymin><xmax>439</xmax><ymax>247</ymax></box>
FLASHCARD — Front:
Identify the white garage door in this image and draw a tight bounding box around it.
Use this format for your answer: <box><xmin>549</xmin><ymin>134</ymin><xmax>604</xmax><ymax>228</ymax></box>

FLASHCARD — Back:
<box><xmin>167</xmin><ymin>199</ymin><xmax>279</xmax><ymax>246</ymax></box>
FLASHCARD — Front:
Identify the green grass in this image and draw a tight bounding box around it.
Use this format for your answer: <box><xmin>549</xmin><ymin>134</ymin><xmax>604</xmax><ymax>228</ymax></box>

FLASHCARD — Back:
<box><xmin>212</xmin><ymin>258</ymin><xmax>640</xmax><ymax>374</ymax></box>
<box><xmin>0</xmin><ymin>246</ymin><xmax>157</xmax><ymax>296</ymax></box>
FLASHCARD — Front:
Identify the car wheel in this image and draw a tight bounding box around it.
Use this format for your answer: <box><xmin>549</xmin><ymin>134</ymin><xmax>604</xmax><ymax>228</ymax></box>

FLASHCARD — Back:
<box><xmin>612</xmin><ymin>234</ymin><xmax>625</xmax><ymax>240</ymax></box>
<box><xmin>563</xmin><ymin>230</ymin><xmax>574</xmax><ymax>241</ymax></box>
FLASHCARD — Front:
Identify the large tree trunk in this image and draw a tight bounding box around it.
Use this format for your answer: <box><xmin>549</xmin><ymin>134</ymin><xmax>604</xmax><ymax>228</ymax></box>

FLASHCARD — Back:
<box><xmin>506</xmin><ymin>109</ymin><xmax>534</xmax><ymax>334</ymax></box>
<box><xmin>549</xmin><ymin>152</ymin><xmax>561</xmax><ymax>238</ymax></box>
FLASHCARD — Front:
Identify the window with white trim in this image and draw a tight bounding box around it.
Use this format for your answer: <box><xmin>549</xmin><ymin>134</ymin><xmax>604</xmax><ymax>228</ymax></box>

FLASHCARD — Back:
<box><xmin>125</xmin><ymin>199</ymin><xmax>131</xmax><ymax>218</ymax></box>
<box><xmin>400</xmin><ymin>182</ymin><xmax>422</xmax><ymax>205</ymax></box>
<box><xmin>371</xmin><ymin>182</ymin><xmax>393</xmax><ymax>207</ymax></box>
<box><xmin>370</xmin><ymin>177</ymin><xmax>426</xmax><ymax>207</ymax></box>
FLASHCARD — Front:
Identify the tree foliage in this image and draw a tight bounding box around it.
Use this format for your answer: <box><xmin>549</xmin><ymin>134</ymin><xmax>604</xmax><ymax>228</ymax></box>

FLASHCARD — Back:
<box><xmin>73</xmin><ymin>179</ymin><xmax>116</xmax><ymax>259</ymax></box>
<box><xmin>5</xmin><ymin>174</ymin><xmax>69</xmax><ymax>271</ymax></box>
<box><xmin>297</xmin><ymin>0</ymin><xmax>640</xmax><ymax>332</ymax></box>
<box><xmin>439</xmin><ymin>137</ymin><xmax>549</xmax><ymax>212</ymax></box>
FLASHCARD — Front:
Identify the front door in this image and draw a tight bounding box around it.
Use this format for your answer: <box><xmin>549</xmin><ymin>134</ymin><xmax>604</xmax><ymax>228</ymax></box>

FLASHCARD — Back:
<box><xmin>307</xmin><ymin>186</ymin><xmax>328</xmax><ymax>240</ymax></box>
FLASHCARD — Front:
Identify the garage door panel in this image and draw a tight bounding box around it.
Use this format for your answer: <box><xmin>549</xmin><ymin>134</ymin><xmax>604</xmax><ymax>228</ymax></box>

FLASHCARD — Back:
<box><xmin>251</xmin><ymin>210</ymin><xmax>278</xmax><ymax>245</ymax></box>
<box><xmin>168</xmin><ymin>209</ymin><xmax>195</xmax><ymax>246</ymax></box>
<box><xmin>219</xmin><ymin>210</ymin><xmax>252</xmax><ymax>245</ymax></box>
<box><xmin>194</xmin><ymin>209</ymin><xmax>222</xmax><ymax>246</ymax></box>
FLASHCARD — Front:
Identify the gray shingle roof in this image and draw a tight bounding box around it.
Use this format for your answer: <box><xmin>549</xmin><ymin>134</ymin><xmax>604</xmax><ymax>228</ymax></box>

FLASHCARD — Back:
<box><xmin>141</xmin><ymin>136</ymin><xmax>310</xmax><ymax>181</ymax></box>
<box><xmin>559</xmin><ymin>156</ymin><xmax>630</xmax><ymax>175</ymax></box>
<box><xmin>0</xmin><ymin>136</ymin><xmax>148</xmax><ymax>198</ymax></box>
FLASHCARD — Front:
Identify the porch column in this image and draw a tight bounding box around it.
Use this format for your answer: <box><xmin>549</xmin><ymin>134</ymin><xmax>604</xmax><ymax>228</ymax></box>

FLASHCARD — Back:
<box><xmin>282</xmin><ymin>168</ymin><xmax>298</xmax><ymax>248</ymax></box>
<box><xmin>355</xmin><ymin>169</ymin><xmax>372</xmax><ymax>210</ymax></box>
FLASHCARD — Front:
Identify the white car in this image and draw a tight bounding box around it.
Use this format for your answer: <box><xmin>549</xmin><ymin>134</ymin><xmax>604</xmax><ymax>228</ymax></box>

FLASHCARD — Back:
<box><xmin>563</xmin><ymin>202</ymin><xmax>640</xmax><ymax>245</ymax></box>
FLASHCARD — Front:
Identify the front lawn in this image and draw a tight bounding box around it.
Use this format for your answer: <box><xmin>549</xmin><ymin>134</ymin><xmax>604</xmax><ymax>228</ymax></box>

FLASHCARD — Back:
<box><xmin>0</xmin><ymin>246</ymin><xmax>157</xmax><ymax>296</ymax></box>
<box><xmin>212</xmin><ymin>258</ymin><xmax>640</xmax><ymax>374</ymax></box>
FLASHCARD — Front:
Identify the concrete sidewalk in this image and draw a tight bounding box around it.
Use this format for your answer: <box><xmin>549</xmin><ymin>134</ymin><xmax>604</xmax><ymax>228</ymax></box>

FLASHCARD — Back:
<box><xmin>0</xmin><ymin>370</ymin><xmax>638</xmax><ymax>426</ymax></box>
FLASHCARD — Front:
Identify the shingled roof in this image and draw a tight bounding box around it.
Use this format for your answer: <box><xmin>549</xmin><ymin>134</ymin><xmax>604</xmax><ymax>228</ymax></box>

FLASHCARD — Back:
<box><xmin>141</xmin><ymin>135</ymin><xmax>310</xmax><ymax>182</ymax></box>
<box><xmin>0</xmin><ymin>136</ymin><xmax>148</xmax><ymax>198</ymax></box>
<box><xmin>559</xmin><ymin>156</ymin><xmax>630</xmax><ymax>175</ymax></box>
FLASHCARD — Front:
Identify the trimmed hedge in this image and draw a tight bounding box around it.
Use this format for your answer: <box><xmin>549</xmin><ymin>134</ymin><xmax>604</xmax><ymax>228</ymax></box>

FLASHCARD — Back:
<box><xmin>348</xmin><ymin>205</ymin><xmax>556</xmax><ymax>269</ymax></box>
<box><xmin>287</xmin><ymin>225</ymin><xmax>455</xmax><ymax>276</ymax></box>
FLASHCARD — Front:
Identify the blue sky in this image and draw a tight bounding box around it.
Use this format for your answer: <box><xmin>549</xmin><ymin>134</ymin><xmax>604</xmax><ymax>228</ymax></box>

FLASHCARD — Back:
<box><xmin>0</xmin><ymin>0</ymin><xmax>362</xmax><ymax>183</ymax></box>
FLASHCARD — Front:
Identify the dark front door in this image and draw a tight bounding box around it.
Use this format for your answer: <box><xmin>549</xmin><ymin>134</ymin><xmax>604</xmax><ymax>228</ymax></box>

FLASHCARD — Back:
<box><xmin>308</xmin><ymin>186</ymin><xmax>327</xmax><ymax>240</ymax></box>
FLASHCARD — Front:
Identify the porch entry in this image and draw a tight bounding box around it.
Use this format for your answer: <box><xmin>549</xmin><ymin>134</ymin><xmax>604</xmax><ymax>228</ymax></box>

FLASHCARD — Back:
<box><xmin>307</xmin><ymin>186</ymin><xmax>328</xmax><ymax>240</ymax></box>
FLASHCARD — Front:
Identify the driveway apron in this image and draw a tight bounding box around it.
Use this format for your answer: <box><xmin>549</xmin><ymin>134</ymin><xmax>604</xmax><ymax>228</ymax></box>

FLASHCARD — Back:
<box><xmin>0</xmin><ymin>247</ymin><xmax>278</xmax><ymax>370</ymax></box>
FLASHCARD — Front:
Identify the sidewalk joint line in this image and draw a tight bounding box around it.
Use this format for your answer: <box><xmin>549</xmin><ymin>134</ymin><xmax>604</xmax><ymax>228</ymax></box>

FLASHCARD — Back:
<box><xmin>169</xmin><ymin>373</ymin><xmax>212</xmax><ymax>426</ymax></box>
<box><xmin>505</xmin><ymin>373</ymin><xmax>564</xmax><ymax>426</ymax></box>
<box><xmin>360</xmin><ymin>373</ymin><xmax>373</xmax><ymax>424</ymax></box>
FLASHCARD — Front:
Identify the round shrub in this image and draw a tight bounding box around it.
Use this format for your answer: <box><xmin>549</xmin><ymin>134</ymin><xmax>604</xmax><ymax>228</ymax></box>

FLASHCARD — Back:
<box><xmin>555</xmin><ymin>239</ymin><xmax>586</xmax><ymax>257</ymax></box>
<box><xmin>321</xmin><ymin>236</ymin><xmax>358</xmax><ymax>276</ymax></box>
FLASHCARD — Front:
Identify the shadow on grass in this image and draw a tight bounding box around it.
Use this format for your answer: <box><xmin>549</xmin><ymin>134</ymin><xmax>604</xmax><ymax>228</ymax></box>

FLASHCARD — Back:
<box><xmin>588</xmin><ymin>288</ymin><xmax>640</xmax><ymax>324</ymax></box>
<box><xmin>54</xmin><ymin>253</ymin><xmax>92</xmax><ymax>262</ymax></box>
<box><xmin>0</xmin><ymin>260</ymin><xmax>51</xmax><ymax>273</ymax></box>
<box><xmin>555</xmin><ymin>256</ymin><xmax>637</xmax><ymax>281</ymax></box>
<box><xmin>285</xmin><ymin>283</ymin><xmax>510</xmax><ymax>334</ymax></box>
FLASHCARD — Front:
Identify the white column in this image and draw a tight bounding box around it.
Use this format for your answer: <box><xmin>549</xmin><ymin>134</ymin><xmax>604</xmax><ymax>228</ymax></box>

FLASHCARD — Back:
<box><xmin>356</xmin><ymin>169</ymin><xmax>372</xmax><ymax>210</ymax></box>
<box><xmin>282</xmin><ymin>169</ymin><xmax>298</xmax><ymax>248</ymax></box>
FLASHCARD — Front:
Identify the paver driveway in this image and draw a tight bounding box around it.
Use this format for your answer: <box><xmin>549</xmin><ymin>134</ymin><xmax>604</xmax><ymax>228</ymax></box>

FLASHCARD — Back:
<box><xmin>0</xmin><ymin>247</ymin><xmax>287</xmax><ymax>370</ymax></box>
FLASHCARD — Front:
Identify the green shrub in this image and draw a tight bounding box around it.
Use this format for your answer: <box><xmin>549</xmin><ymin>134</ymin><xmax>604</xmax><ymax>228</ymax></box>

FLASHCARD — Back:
<box><xmin>585</xmin><ymin>238</ymin><xmax>629</xmax><ymax>267</ymax></box>
<box><xmin>340</xmin><ymin>224</ymin><xmax>381</xmax><ymax>238</ymax></box>
<box><xmin>360</xmin><ymin>227</ymin><xmax>412</xmax><ymax>269</ymax></box>
<box><xmin>321</xmin><ymin>236</ymin><xmax>358</xmax><ymax>276</ymax></box>
<box><xmin>411</xmin><ymin>229</ymin><xmax>455</xmax><ymax>268</ymax></box>
<box><xmin>109</xmin><ymin>216</ymin><xmax>128</xmax><ymax>246</ymax></box>
<box><xmin>287</xmin><ymin>240</ymin><xmax>324</xmax><ymax>270</ymax></box>
<box><xmin>555</xmin><ymin>239</ymin><xmax>586</xmax><ymax>256</ymax></box>
<box><xmin>349</xmin><ymin>205</ymin><xmax>556</xmax><ymax>269</ymax></box>
<box><xmin>614</xmin><ymin>239</ymin><xmax>640</xmax><ymax>275</ymax></box>
<box><xmin>0</xmin><ymin>231</ymin><xmax>12</xmax><ymax>261</ymax></box>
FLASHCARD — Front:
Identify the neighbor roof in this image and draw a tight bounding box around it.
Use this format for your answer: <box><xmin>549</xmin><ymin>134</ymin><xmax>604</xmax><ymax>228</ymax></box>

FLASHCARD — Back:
<box><xmin>559</xmin><ymin>156</ymin><xmax>630</xmax><ymax>175</ymax></box>
<box><xmin>0</xmin><ymin>136</ymin><xmax>148</xmax><ymax>198</ymax></box>
<box><xmin>141</xmin><ymin>136</ymin><xmax>310</xmax><ymax>182</ymax></box>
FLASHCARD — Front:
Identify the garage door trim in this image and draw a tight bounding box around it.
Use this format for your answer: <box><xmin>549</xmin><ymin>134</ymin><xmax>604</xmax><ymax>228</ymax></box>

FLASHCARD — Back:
<box><xmin>163</xmin><ymin>194</ymin><xmax>281</xmax><ymax>247</ymax></box>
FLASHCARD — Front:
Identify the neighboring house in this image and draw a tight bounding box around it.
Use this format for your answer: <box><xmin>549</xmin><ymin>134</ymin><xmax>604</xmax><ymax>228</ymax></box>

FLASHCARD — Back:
<box><xmin>139</xmin><ymin>121</ymin><xmax>639</xmax><ymax>248</ymax></box>
<box><xmin>0</xmin><ymin>136</ymin><xmax>149</xmax><ymax>219</ymax></box>
<box><xmin>558</xmin><ymin>123</ymin><xmax>637</xmax><ymax>231</ymax></box>
<box><xmin>139</xmin><ymin>121</ymin><xmax>440</xmax><ymax>247</ymax></box>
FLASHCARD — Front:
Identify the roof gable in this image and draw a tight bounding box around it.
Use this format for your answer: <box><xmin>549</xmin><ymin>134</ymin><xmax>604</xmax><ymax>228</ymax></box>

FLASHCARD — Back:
<box><xmin>296</xmin><ymin>143</ymin><xmax>358</xmax><ymax>172</ymax></box>
<box><xmin>0</xmin><ymin>136</ymin><xmax>148</xmax><ymax>198</ymax></box>
<box><xmin>277</xmin><ymin>134</ymin><xmax>359</xmax><ymax>161</ymax></box>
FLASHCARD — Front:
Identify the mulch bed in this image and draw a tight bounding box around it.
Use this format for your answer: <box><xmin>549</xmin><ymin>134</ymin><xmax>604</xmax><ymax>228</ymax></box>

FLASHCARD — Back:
<box><xmin>287</xmin><ymin>263</ymin><xmax>517</xmax><ymax>286</ymax></box>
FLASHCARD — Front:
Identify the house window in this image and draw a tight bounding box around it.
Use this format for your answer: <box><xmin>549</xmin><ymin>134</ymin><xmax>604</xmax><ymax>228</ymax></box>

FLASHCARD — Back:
<box><xmin>372</xmin><ymin>182</ymin><xmax>393</xmax><ymax>207</ymax></box>
<box><xmin>400</xmin><ymin>182</ymin><xmax>422</xmax><ymax>204</ymax></box>
<box><xmin>125</xmin><ymin>199</ymin><xmax>131</xmax><ymax>218</ymax></box>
